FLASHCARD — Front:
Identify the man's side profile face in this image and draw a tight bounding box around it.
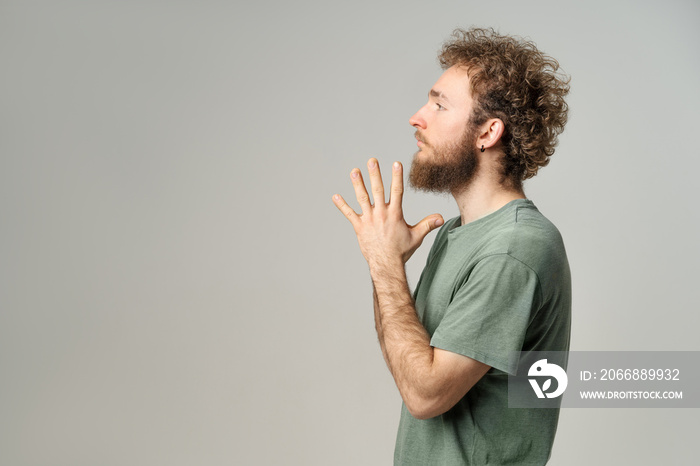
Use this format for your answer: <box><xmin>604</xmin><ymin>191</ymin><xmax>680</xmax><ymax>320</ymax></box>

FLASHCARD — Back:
<box><xmin>408</xmin><ymin>65</ymin><xmax>481</xmax><ymax>194</ymax></box>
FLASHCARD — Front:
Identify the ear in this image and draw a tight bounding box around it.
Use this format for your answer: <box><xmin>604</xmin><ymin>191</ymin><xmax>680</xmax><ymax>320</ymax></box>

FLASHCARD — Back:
<box><xmin>476</xmin><ymin>118</ymin><xmax>505</xmax><ymax>151</ymax></box>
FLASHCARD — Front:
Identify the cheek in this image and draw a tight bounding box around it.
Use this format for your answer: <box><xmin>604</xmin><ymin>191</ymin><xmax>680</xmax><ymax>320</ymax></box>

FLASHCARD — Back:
<box><xmin>436</xmin><ymin>123</ymin><xmax>466</xmax><ymax>147</ymax></box>
<box><xmin>438</xmin><ymin>116</ymin><xmax>467</xmax><ymax>136</ymax></box>
<box><xmin>448</xmin><ymin>119</ymin><xmax>468</xmax><ymax>135</ymax></box>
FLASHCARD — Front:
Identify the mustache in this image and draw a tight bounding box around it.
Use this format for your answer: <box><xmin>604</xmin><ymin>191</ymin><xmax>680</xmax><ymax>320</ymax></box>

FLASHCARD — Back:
<box><xmin>414</xmin><ymin>130</ymin><xmax>428</xmax><ymax>145</ymax></box>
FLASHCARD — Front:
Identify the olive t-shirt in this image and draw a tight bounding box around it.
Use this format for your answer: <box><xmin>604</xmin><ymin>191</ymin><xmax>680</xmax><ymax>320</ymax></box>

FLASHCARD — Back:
<box><xmin>394</xmin><ymin>199</ymin><xmax>571</xmax><ymax>465</ymax></box>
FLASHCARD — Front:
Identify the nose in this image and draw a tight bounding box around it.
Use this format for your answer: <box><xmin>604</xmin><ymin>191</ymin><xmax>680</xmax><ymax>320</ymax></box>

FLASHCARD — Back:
<box><xmin>409</xmin><ymin>105</ymin><xmax>427</xmax><ymax>129</ymax></box>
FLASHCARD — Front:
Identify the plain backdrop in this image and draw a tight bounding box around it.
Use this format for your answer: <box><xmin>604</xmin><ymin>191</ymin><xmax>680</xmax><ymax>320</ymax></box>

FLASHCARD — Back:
<box><xmin>1</xmin><ymin>0</ymin><xmax>699</xmax><ymax>464</ymax></box>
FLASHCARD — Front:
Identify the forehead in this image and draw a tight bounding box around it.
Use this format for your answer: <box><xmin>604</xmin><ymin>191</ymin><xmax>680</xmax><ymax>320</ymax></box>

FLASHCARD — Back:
<box><xmin>432</xmin><ymin>65</ymin><xmax>472</xmax><ymax>105</ymax></box>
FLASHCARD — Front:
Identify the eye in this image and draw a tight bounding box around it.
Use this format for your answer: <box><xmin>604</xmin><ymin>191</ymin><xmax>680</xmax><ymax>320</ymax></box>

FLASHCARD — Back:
<box><xmin>436</xmin><ymin>103</ymin><xmax>445</xmax><ymax>110</ymax></box>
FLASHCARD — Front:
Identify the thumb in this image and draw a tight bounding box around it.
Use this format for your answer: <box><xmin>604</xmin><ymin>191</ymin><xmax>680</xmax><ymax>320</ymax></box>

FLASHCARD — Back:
<box><xmin>414</xmin><ymin>214</ymin><xmax>444</xmax><ymax>239</ymax></box>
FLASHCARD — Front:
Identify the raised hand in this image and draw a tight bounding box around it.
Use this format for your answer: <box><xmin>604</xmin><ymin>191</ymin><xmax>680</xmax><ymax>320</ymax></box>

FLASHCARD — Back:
<box><xmin>333</xmin><ymin>158</ymin><xmax>444</xmax><ymax>267</ymax></box>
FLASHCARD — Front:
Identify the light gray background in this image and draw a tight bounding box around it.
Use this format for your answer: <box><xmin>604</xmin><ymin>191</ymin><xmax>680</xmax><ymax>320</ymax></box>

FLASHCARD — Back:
<box><xmin>1</xmin><ymin>0</ymin><xmax>698</xmax><ymax>464</ymax></box>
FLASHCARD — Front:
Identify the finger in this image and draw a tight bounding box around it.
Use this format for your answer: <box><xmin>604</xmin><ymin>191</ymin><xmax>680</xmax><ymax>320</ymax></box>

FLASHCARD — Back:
<box><xmin>332</xmin><ymin>193</ymin><xmax>360</xmax><ymax>227</ymax></box>
<box><xmin>389</xmin><ymin>161</ymin><xmax>404</xmax><ymax>212</ymax></box>
<box><xmin>367</xmin><ymin>158</ymin><xmax>386</xmax><ymax>210</ymax></box>
<box><xmin>350</xmin><ymin>168</ymin><xmax>372</xmax><ymax>213</ymax></box>
<box><xmin>411</xmin><ymin>214</ymin><xmax>445</xmax><ymax>242</ymax></box>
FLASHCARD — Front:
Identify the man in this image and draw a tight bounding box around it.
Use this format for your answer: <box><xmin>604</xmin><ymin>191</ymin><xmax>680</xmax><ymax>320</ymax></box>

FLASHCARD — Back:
<box><xmin>332</xmin><ymin>27</ymin><xmax>571</xmax><ymax>465</ymax></box>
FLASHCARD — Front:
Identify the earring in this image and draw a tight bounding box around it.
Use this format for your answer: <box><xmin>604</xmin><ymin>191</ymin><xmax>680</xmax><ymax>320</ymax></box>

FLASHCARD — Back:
<box><xmin>480</xmin><ymin>145</ymin><xmax>485</xmax><ymax>152</ymax></box>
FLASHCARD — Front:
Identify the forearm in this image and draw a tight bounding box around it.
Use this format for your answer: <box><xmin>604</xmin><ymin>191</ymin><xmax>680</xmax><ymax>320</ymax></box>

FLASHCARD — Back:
<box><xmin>370</xmin><ymin>259</ymin><xmax>436</xmax><ymax>407</ymax></box>
<box><xmin>373</xmin><ymin>286</ymin><xmax>391</xmax><ymax>371</ymax></box>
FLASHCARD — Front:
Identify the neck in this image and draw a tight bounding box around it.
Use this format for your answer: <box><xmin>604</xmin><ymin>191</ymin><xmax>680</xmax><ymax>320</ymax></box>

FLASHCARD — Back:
<box><xmin>451</xmin><ymin>175</ymin><xmax>526</xmax><ymax>226</ymax></box>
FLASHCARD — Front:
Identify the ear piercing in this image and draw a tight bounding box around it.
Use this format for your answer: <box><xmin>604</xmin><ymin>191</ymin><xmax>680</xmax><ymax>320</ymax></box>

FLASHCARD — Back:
<box><xmin>480</xmin><ymin>145</ymin><xmax>485</xmax><ymax>152</ymax></box>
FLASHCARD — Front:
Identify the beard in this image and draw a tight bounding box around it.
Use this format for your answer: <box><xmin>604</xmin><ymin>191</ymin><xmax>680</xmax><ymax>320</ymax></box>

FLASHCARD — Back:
<box><xmin>408</xmin><ymin>122</ymin><xmax>479</xmax><ymax>194</ymax></box>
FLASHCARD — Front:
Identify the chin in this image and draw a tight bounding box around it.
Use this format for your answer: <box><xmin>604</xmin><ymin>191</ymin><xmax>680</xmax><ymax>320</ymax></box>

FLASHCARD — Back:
<box><xmin>413</xmin><ymin>148</ymin><xmax>430</xmax><ymax>160</ymax></box>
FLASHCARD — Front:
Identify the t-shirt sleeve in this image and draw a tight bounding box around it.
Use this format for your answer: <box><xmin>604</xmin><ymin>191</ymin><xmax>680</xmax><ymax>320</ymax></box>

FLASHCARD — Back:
<box><xmin>429</xmin><ymin>253</ymin><xmax>541</xmax><ymax>375</ymax></box>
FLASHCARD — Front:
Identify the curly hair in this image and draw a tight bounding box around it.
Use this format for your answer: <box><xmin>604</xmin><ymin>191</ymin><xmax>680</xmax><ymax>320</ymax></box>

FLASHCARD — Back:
<box><xmin>438</xmin><ymin>27</ymin><xmax>570</xmax><ymax>187</ymax></box>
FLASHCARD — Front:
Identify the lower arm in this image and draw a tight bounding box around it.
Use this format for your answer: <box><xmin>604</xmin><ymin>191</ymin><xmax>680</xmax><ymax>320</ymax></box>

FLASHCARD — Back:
<box><xmin>370</xmin><ymin>261</ymin><xmax>436</xmax><ymax>409</ymax></box>
<box><xmin>373</xmin><ymin>286</ymin><xmax>391</xmax><ymax>370</ymax></box>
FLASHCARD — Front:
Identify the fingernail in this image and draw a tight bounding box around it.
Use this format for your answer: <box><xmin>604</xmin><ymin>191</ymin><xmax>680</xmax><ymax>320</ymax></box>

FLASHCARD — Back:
<box><xmin>368</xmin><ymin>160</ymin><xmax>376</xmax><ymax>168</ymax></box>
<box><xmin>393</xmin><ymin>162</ymin><xmax>400</xmax><ymax>170</ymax></box>
<box><xmin>435</xmin><ymin>218</ymin><xmax>444</xmax><ymax>226</ymax></box>
<box><xmin>351</xmin><ymin>171</ymin><xmax>359</xmax><ymax>178</ymax></box>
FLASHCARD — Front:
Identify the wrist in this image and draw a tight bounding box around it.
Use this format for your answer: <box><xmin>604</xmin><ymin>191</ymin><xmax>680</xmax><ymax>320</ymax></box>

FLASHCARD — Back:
<box><xmin>368</xmin><ymin>256</ymin><xmax>405</xmax><ymax>276</ymax></box>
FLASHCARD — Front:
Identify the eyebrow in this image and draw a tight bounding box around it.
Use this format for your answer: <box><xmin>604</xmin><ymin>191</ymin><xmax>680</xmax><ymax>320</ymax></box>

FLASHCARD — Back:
<box><xmin>429</xmin><ymin>89</ymin><xmax>450</xmax><ymax>102</ymax></box>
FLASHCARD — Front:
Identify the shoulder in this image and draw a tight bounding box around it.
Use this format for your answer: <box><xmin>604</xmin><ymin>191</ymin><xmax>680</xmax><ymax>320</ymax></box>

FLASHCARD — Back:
<box><xmin>508</xmin><ymin>204</ymin><xmax>571</xmax><ymax>302</ymax></box>
<box><xmin>509</xmin><ymin>204</ymin><xmax>567</xmax><ymax>264</ymax></box>
<box><xmin>513</xmin><ymin>204</ymin><xmax>564</xmax><ymax>243</ymax></box>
